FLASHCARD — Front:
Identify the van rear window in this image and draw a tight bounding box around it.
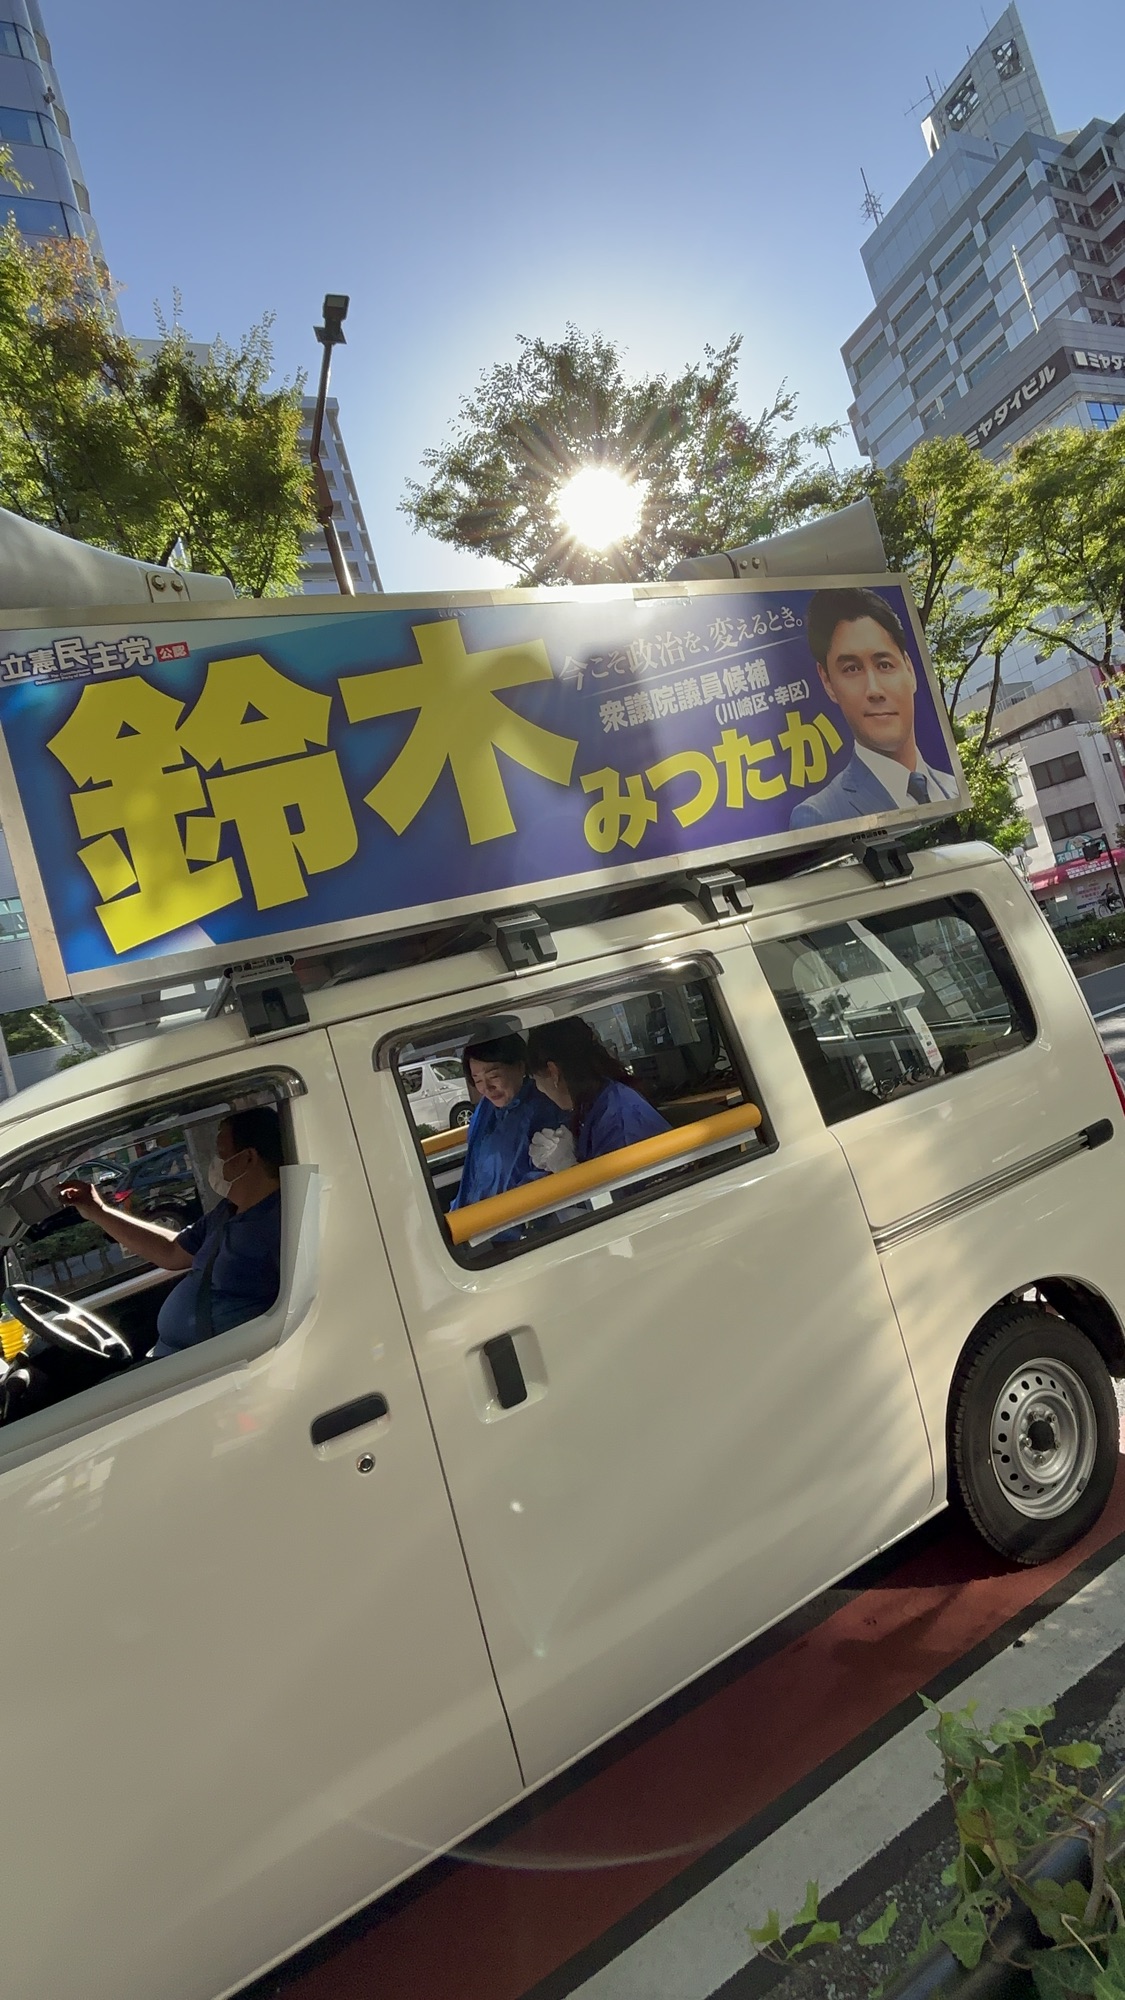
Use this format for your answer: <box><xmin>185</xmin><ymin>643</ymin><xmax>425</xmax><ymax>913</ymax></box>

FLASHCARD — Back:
<box><xmin>756</xmin><ymin>893</ymin><xmax>1035</xmax><ymax>1124</ymax></box>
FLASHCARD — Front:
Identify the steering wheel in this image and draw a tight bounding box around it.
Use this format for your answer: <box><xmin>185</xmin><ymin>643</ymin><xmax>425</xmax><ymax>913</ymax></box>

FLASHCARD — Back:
<box><xmin>3</xmin><ymin>1285</ymin><xmax>132</xmax><ymax>1366</ymax></box>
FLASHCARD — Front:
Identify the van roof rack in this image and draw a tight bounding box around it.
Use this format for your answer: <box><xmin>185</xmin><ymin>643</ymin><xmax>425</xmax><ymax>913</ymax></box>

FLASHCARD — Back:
<box><xmin>55</xmin><ymin>827</ymin><xmax>931</xmax><ymax>1054</ymax></box>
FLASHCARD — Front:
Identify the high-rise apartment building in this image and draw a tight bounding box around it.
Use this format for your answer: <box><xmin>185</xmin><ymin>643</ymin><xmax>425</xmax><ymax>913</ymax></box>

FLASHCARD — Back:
<box><xmin>297</xmin><ymin>396</ymin><xmax>381</xmax><ymax>594</ymax></box>
<box><xmin>0</xmin><ymin>0</ymin><xmax>111</xmax><ymax>282</ymax></box>
<box><xmin>842</xmin><ymin>6</ymin><xmax>1125</xmax><ymax>470</ymax></box>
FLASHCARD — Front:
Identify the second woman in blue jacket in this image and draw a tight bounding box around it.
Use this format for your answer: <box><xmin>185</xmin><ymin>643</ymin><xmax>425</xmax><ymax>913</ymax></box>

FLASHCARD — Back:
<box><xmin>526</xmin><ymin>1018</ymin><xmax>669</xmax><ymax>1160</ymax></box>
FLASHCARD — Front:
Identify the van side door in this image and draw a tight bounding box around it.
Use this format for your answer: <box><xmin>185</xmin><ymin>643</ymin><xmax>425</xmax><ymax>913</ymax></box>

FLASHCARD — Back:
<box><xmin>331</xmin><ymin>939</ymin><xmax>933</xmax><ymax>1787</ymax></box>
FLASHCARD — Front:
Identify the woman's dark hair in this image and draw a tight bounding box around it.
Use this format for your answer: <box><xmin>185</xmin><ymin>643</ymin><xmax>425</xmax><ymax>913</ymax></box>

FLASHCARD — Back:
<box><xmin>526</xmin><ymin>1018</ymin><xmax>630</xmax><ymax>1136</ymax></box>
<box><xmin>224</xmin><ymin>1105</ymin><xmax>283</xmax><ymax>1172</ymax></box>
<box><xmin>461</xmin><ymin>1031</ymin><xmax>528</xmax><ymax>1088</ymax></box>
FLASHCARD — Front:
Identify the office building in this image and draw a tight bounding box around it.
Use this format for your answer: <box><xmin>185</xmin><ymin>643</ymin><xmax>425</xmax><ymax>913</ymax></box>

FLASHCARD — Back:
<box><xmin>0</xmin><ymin>0</ymin><xmax>112</xmax><ymax>286</ymax></box>
<box><xmin>841</xmin><ymin>7</ymin><xmax>1125</xmax><ymax>917</ymax></box>
<box><xmin>842</xmin><ymin>6</ymin><xmax>1125</xmax><ymax>470</ymax></box>
<box><xmin>297</xmin><ymin>396</ymin><xmax>381</xmax><ymax>594</ymax></box>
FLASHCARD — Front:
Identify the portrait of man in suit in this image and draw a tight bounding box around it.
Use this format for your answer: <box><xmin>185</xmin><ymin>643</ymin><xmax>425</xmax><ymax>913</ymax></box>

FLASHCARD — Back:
<box><xmin>789</xmin><ymin>588</ymin><xmax>958</xmax><ymax>830</ymax></box>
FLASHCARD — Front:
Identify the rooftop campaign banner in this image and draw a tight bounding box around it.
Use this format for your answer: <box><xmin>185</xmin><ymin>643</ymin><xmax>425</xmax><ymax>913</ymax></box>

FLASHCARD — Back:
<box><xmin>0</xmin><ymin>577</ymin><xmax>966</xmax><ymax>998</ymax></box>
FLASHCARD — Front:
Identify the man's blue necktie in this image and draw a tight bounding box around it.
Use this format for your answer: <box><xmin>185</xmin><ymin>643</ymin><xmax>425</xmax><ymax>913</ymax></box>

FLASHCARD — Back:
<box><xmin>907</xmin><ymin>771</ymin><xmax>931</xmax><ymax>804</ymax></box>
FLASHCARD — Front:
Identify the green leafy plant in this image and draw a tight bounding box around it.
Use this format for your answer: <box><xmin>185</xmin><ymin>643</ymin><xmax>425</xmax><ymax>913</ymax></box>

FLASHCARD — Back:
<box><xmin>748</xmin><ymin>1701</ymin><xmax>1125</xmax><ymax>1995</ymax></box>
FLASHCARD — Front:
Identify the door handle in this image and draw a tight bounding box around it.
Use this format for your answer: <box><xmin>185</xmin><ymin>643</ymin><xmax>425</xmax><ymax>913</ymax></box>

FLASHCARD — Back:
<box><xmin>310</xmin><ymin>1393</ymin><xmax>388</xmax><ymax>1447</ymax></box>
<box><xmin>482</xmin><ymin>1334</ymin><xmax>528</xmax><ymax>1410</ymax></box>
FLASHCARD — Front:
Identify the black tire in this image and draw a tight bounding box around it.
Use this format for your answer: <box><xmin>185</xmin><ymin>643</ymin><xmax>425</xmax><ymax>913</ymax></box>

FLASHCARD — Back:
<box><xmin>450</xmin><ymin>1104</ymin><xmax>473</xmax><ymax>1130</ymax></box>
<box><xmin>949</xmin><ymin>1308</ymin><xmax>1119</xmax><ymax>1566</ymax></box>
<box><xmin>145</xmin><ymin>1209</ymin><xmax>188</xmax><ymax>1234</ymax></box>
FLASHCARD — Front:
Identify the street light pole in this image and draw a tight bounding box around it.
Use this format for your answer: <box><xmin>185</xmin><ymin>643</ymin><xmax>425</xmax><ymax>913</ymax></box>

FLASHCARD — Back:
<box><xmin>310</xmin><ymin>293</ymin><xmax>356</xmax><ymax>598</ymax></box>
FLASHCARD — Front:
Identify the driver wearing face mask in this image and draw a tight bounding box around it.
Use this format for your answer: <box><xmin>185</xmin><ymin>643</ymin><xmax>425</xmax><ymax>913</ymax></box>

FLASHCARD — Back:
<box><xmin>59</xmin><ymin>1107</ymin><xmax>283</xmax><ymax>1360</ymax></box>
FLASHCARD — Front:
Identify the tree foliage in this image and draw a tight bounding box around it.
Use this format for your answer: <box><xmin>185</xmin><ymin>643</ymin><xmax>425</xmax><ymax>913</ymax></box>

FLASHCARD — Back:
<box><xmin>0</xmin><ymin>224</ymin><xmax>314</xmax><ymax>595</ymax></box>
<box><xmin>402</xmin><ymin>327</ymin><xmax>840</xmax><ymax>584</ymax></box>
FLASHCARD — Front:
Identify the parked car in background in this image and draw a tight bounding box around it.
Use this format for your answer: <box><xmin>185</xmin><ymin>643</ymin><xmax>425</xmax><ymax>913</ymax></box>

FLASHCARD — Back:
<box><xmin>106</xmin><ymin>1142</ymin><xmax>202</xmax><ymax>1232</ymax></box>
<box><xmin>400</xmin><ymin>1057</ymin><xmax>474</xmax><ymax>1130</ymax></box>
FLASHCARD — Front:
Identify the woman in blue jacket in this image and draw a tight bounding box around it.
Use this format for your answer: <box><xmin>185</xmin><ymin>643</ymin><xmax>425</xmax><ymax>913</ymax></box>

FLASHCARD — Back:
<box><xmin>451</xmin><ymin>1030</ymin><xmax>563</xmax><ymax>1212</ymax></box>
<box><xmin>526</xmin><ymin>1018</ymin><xmax>669</xmax><ymax>1162</ymax></box>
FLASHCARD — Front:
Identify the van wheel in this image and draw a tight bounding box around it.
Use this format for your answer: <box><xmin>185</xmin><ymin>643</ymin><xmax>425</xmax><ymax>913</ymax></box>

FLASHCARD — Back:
<box><xmin>950</xmin><ymin>1309</ymin><xmax>1119</xmax><ymax>1566</ymax></box>
<box><xmin>450</xmin><ymin>1104</ymin><xmax>473</xmax><ymax>1129</ymax></box>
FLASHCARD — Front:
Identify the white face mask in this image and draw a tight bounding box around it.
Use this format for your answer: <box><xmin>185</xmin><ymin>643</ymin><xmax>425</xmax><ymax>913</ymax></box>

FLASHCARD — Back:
<box><xmin>207</xmin><ymin>1152</ymin><xmax>247</xmax><ymax>1198</ymax></box>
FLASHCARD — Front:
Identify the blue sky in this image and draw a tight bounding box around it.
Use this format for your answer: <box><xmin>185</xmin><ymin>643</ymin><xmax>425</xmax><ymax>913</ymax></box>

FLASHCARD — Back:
<box><xmin>43</xmin><ymin>0</ymin><xmax>1125</xmax><ymax>592</ymax></box>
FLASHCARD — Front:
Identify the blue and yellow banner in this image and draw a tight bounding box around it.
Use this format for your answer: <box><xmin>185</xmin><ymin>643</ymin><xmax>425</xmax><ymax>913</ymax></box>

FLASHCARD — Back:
<box><xmin>0</xmin><ymin>579</ymin><xmax>964</xmax><ymax>996</ymax></box>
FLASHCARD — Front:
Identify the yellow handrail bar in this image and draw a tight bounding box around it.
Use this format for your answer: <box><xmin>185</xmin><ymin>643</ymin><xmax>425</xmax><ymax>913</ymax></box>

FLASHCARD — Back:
<box><xmin>421</xmin><ymin>1126</ymin><xmax>470</xmax><ymax>1159</ymax></box>
<box><xmin>446</xmin><ymin>1102</ymin><xmax>761</xmax><ymax>1246</ymax></box>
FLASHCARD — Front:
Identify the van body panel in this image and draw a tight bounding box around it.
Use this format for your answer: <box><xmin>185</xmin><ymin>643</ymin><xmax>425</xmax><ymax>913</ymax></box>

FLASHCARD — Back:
<box><xmin>0</xmin><ymin>1033</ymin><xmax>522</xmax><ymax>2000</ymax></box>
<box><xmin>0</xmin><ymin>841</ymin><xmax>1121</xmax><ymax>2000</ymax></box>
<box><xmin>331</xmin><ymin>935</ymin><xmax>934</xmax><ymax>1784</ymax></box>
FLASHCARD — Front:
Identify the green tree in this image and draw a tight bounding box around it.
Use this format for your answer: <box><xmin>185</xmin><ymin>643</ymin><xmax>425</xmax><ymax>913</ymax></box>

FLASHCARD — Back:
<box><xmin>402</xmin><ymin>326</ymin><xmax>839</xmax><ymax>585</ymax></box>
<box><xmin>0</xmin><ymin>225</ymin><xmax>314</xmax><ymax>595</ymax></box>
<box><xmin>1007</xmin><ymin>419</ymin><xmax>1125</xmax><ymax>681</ymax></box>
<box><xmin>820</xmin><ymin>440</ymin><xmax>1030</xmax><ymax>851</ymax></box>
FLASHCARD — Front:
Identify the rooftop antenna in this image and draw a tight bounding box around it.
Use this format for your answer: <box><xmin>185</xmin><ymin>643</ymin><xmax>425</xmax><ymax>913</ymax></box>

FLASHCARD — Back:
<box><xmin>906</xmin><ymin>74</ymin><xmax>941</xmax><ymax>119</ymax></box>
<box><xmin>860</xmin><ymin>168</ymin><xmax>885</xmax><ymax>226</ymax></box>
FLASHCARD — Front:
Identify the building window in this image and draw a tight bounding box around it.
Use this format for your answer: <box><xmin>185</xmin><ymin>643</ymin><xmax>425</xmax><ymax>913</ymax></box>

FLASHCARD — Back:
<box><xmin>1029</xmin><ymin>752</ymin><xmax>1086</xmax><ymax>790</ymax></box>
<box><xmin>983</xmin><ymin>178</ymin><xmax>1031</xmax><ymax>238</ymax></box>
<box><xmin>946</xmin><ymin>79</ymin><xmax>980</xmax><ymax>131</ymax></box>
<box><xmin>1088</xmin><ymin>402</ymin><xmax>1125</xmax><ymax>429</ymax></box>
<box><xmin>0</xmin><ymin>20</ymin><xmax>38</xmax><ymax>60</ymax></box>
<box><xmin>1046</xmin><ymin>803</ymin><xmax>1101</xmax><ymax>841</ymax></box>
<box><xmin>902</xmin><ymin>321</ymin><xmax>941</xmax><ymax>370</ymax></box>
<box><xmin>965</xmin><ymin>337</ymin><xmax>1008</xmax><ymax>388</ymax></box>
<box><xmin>853</xmin><ymin>334</ymin><xmax>890</xmax><ymax>383</ymax></box>
<box><xmin>955</xmin><ymin>304</ymin><xmax>1000</xmax><ymax>359</ymax></box>
<box><xmin>0</xmin><ymin>897</ymin><xmax>29</xmax><ymax>942</ymax></box>
<box><xmin>992</xmin><ymin>37</ymin><xmax>1022</xmax><ymax>81</ymax></box>
<box><xmin>891</xmin><ymin>290</ymin><xmax>930</xmax><ymax>341</ymax></box>
<box><xmin>0</xmin><ymin>195</ymin><xmax>72</xmax><ymax>239</ymax></box>
<box><xmin>945</xmin><ymin>266</ymin><xmax>991</xmax><ymax>323</ymax></box>
<box><xmin>1078</xmin><ymin>149</ymin><xmax>1111</xmax><ymax>191</ymax></box>
<box><xmin>71</xmin><ymin>179</ymin><xmax>91</xmax><ymax>214</ymax></box>
<box><xmin>912</xmin><ymin>351</ymin><xmax>953</xmax><ymax>398</ymax></box>
<box><xmin>0</xmin><ymin>104</ymin><xmax>60</xmax><ymax>150</ymax></box>
<box><xmin>936</xmin><ymin>237</ymin><xmax>978</xmax><ymax>291</ymax></box>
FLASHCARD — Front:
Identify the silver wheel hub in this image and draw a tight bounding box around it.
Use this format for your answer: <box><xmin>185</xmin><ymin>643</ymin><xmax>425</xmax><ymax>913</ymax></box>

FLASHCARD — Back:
<box><xmin>989</xmin><ymin>1356</ymin><xmax>1097</xmax><ymax>1519</ymax></box>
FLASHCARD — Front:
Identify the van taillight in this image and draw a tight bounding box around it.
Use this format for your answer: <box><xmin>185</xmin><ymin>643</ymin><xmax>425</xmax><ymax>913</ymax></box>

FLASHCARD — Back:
<box><xmin>1106</xmin><ymin>1054</ymin><xmax>1125</xmax><ymax>1117</ymax></box>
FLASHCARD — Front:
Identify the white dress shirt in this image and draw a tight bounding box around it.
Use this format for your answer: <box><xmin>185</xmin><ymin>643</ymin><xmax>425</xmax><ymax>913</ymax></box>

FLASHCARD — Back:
<box><xmin>854</xmin><ymin>744</ymin><xmax>959</xmax><ymax>808</ymax></box>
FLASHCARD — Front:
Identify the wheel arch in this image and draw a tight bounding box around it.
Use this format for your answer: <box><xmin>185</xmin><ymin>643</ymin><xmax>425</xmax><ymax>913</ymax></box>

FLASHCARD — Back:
<box><xmin>944</xmin><ymin>1276</ymin><xmax>1125</xmax><ymax>1495</ymax></box>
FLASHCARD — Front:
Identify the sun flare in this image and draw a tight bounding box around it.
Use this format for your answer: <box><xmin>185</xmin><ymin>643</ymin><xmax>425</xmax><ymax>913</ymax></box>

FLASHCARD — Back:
<box><xmin>555</xmin><ymin>467</ymin><xmax>644</xmax><ymax>550</ymax></box>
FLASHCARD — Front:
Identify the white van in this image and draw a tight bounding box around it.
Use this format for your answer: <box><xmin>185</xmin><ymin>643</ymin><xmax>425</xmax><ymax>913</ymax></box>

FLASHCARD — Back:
<box><xmin>1</xmin><ymin>841</ymin><xmax>1122</xmax><ymax>2000</ymax></box>
<box><xmin>398</xmin><ymin>1054</ymin><xmax>474</xmax><ymax>1130</ymax></box>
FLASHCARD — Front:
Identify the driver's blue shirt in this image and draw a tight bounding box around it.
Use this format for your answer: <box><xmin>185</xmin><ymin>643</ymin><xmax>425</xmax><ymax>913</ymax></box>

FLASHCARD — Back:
<box><xmin>153</xmin><ymin>1191</ymin><xmax>282</xmax><ymax>1358</ymax></box>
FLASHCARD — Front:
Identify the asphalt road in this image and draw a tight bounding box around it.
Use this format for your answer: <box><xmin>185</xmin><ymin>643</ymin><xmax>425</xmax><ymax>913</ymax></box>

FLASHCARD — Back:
<box><xmin>1080</xmin><ymin>964</ymin><xmax>1125</xmax><ymax>1072</ymax></box>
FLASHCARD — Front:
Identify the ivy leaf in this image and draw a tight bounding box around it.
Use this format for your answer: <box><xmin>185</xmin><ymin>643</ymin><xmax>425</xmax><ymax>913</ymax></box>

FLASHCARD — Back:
<box><xmin>747</xmin><ymin>1909</ymin><xmax>781</xmax><ymax>1949</ymax></box>
<box><xmin>1033</xmin><ymin>1954</ymin><xmax>1090</xmax><ymax>1999</ymax></box>
<box><xmin>936</xmin><ymin>1912</ymin><xmax>989</xmax><ymax>1968</ymax></box>
<box><xmin>1095</xmin><ymin>1974</ymin><xmax>1125</xmax><ymax>2000</ymax></box>
<box><xmin>790</xmin><ymin>1920</ymin><xmax>841</xmax><ymax>1956</ymax></box>
<box><xmin>793</xmin><ymin>1880</ymin><xmax>820</xmax><ymax>1928</ymax></box>
<box><xmin>991</xmin><ymin>1706</ymin><xmax>1054</xmax><ymax>1743</ymax></box>
<box><xmin>1053</xmin><ymin>1741</ymin><xmax>1102</xmax><ymax>1769</ymax></box>
<box><xmin>857</xmin><ymin>1902</ymin><xmax>899</xmax><ymax>1947</ymax></box>
<box><xmin>941</xmin><ymin>1859</ymin><xmax>960</xmax><ymax>1886</ymax></box>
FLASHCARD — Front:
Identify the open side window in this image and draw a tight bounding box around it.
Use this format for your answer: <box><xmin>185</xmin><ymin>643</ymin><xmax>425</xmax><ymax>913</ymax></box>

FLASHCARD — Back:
<box><xmin>0</xmin><ymin>1068</ymin><xmax>311</xmax><ymax>1459</ymax></box>
<box><xmin>386</xmin><ymin>959</ymin><xmax>771</xmax><ymax>1264</ymax></box>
